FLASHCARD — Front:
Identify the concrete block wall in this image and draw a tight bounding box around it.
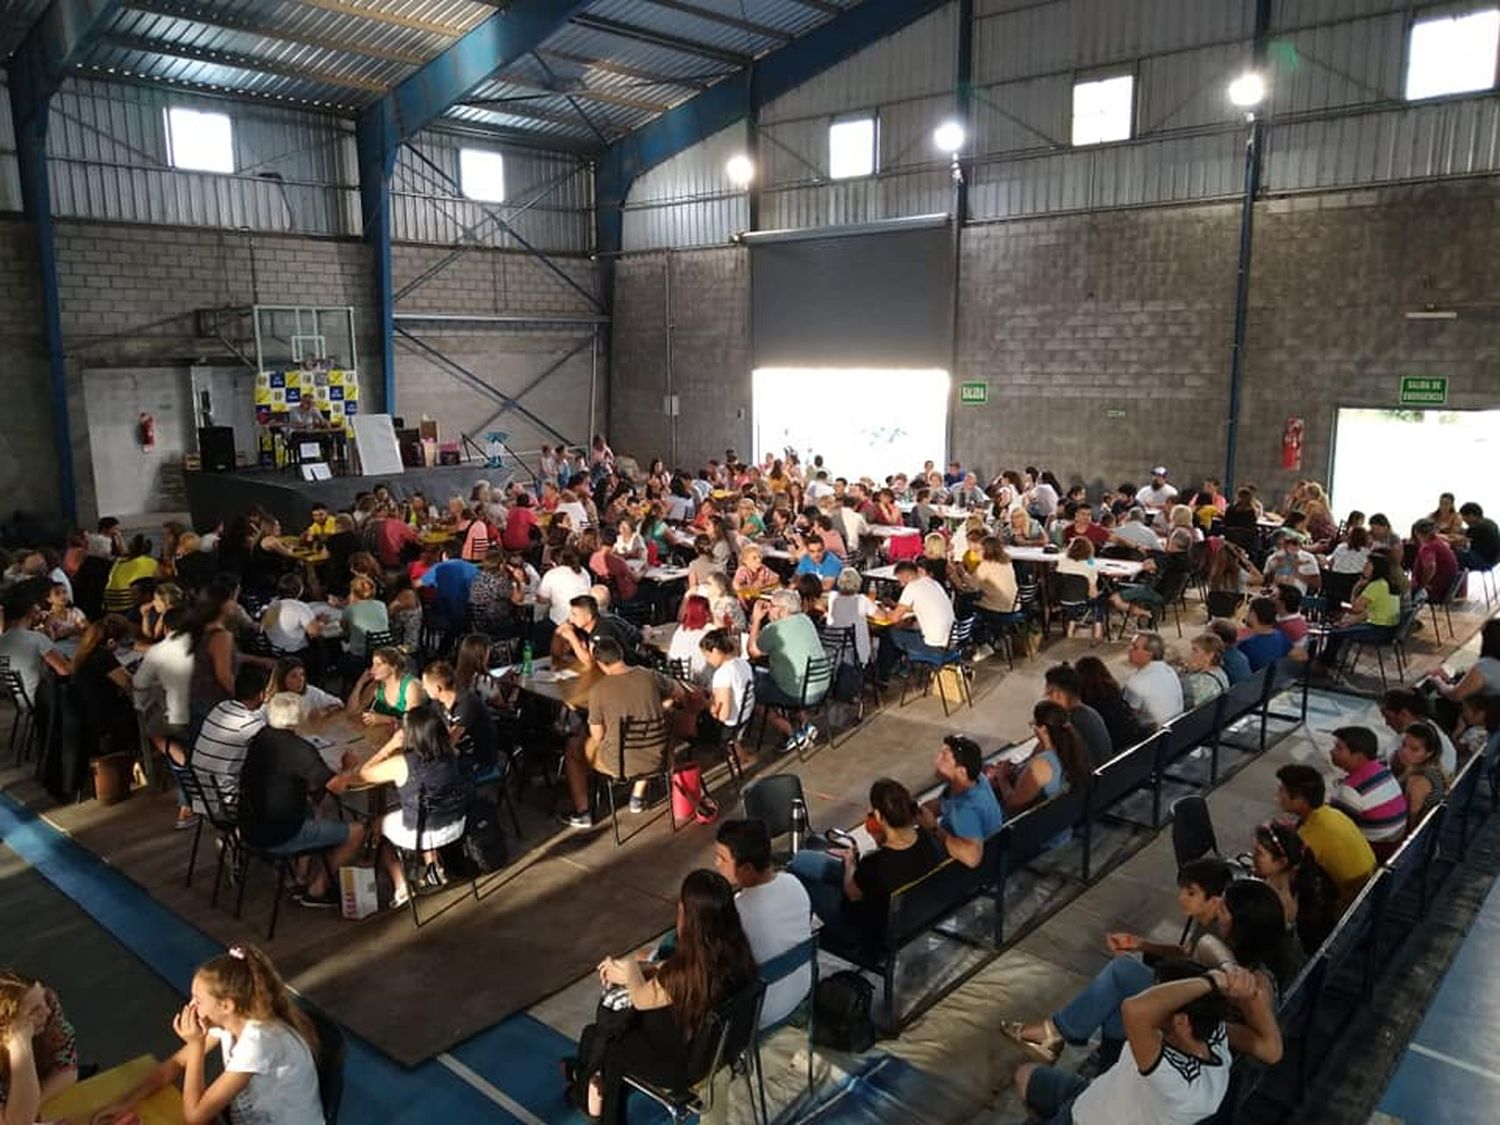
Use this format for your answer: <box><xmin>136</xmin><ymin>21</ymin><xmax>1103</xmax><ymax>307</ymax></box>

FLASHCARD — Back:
<box><xmin>1241</xmin><ymin>179</ymin><xmax>1500</xmax><ymax>499</ymax></box>
<box><xmin>610</xmin><ymin>177</ymin><xmax>1500</xmax><ymax>502</ymax></box>
<box><xmin>390</xmin><ymin>244</ymin><xmax>604</xmax><ymax>459</ymax></box>
<box><xmin>1</xmin><ymin>216</ymin><xmax>605</xmax><ymax>522</ymax></box>
<box><xmin>610</xmin><ymin>248</ymin><xmax>751</xmax><ymax>471</ymax></box>
<box><xmin>953</xmin><ymin>204</ymin><xmax>1241</xmax><ymax>494</ymax></box>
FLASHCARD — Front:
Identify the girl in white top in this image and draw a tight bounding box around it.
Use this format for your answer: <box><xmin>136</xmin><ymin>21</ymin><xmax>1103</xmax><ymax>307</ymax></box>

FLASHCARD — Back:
<box><xmin>535</xmin><ymin>547</ymin><xmax>593</xmax><ymax>626</ymax></box>
<box><xmin>103</xmin><ymin>945</ymin><xmax>324</xmax><ymax>1124</ymax></box>
<box><xmin>1322</xmin><ymin>525</ymin><xmax>1370</xmax><ymax>574</ymax></box>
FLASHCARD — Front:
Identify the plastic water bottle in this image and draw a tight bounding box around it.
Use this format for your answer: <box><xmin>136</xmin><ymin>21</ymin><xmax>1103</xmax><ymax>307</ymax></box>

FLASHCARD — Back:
<box><xmin>521</xmin><ymin>640</ymin><xmax>534</xmax><ymax>678</ymax></box>
<box><xmin>790</xmin><ymin>798</ymin><xmax>809</xmax><ymax>854</ymax></box>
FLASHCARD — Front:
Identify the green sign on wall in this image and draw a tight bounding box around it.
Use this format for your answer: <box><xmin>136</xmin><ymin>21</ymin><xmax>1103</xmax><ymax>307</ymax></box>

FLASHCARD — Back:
<box><xmin>1400</xmin><ymin>376</ymin><xmax>1448</xmax><ymax>406</ymax></box>
<box><xmin>959</xmin><ymin>381</ymin><xmax>988</xmax><ymax>405</ymax></box>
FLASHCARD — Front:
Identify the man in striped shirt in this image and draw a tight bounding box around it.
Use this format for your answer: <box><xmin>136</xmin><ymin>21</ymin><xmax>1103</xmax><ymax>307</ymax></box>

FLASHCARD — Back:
<box><xmin>192</xmin><ymin>666</ymin><xmax>268</xmax><ymax>816</ymax></box>
<box><xmin>1329</xmin><ymin>725</ymin><xmax>1408</xmax><ymax>859</ymax></box>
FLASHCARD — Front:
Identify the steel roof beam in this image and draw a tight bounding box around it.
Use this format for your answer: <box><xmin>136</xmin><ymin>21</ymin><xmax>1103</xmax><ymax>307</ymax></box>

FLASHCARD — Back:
<box><xmin>477</xmin><ymin>77</ymin><xmax>671</xmax><ymax>114</ymax></box>
<box><xmin>286</xmin><ymin>0</ymin><xmax>462</xmax><ymax>38</ymax></box>
<box><xmin>101</xmin><ymin>31</ymin><xmax>390</xmax><ymax>93</ymax></box>
<box><xmin>121</xmin><ymin>0</ymin><xmax>430</xmax><ymax>66</ymax></box>
<box><xmin>788</xmin><ymin>0</ymin><xmax>844</xmax><ymax>15</ymax></box>
<box><xmin>569</xmin><ymin>13</ymin><xmax>752</xmax><ymax>67</ymax></box>
<box><xmin>8</xmin><ymin>0</ymin><xmax>123</xmax><ymax>522</ymax></box>
<box><xmin>357</xmin><ymin>0</ymin><xmax>593</xmax><ymax>412</ymax></box>
<box><xmin>536</xmin><ymin>47</ymin><xmax>716</xmax><ymax>91</ymax></box>
<box><xmin>595</xmin><ymin>0</ymin><xmax>950</xmax><ymax>257</ymax></box>
<box><xmin>636</xmin><ymin>0</ymin><xmax>793</xmax><ymax>44</ymax></box>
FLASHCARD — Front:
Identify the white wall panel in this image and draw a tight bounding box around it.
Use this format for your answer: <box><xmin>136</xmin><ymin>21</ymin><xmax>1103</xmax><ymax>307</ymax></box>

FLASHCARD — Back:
<box><xmin>47</xmin><ymin>77</ymin><xmax>357</xmax><ymax>235</ymax></box>
<box><xmin>623</xmin><ymin>123</ymin><xmax>748</xmax><ymax>250</ymax></box>
<box><xmin>1266</xmin><ymin>99</ymin><xmax>1500</xmax><ymax>191</ymax></box>
<box><xmin>0</xmin><ymin>77</ymin><xmax>18</xmax><ymax>213</ymax></box>
<box><xmin>1268</xmin><ymin>12</ymin><xmax>1406</xmax><ymax>117</ymax></box>
<box><xmin>616</xmin><ymin>0</ymin><xmax>1500</xmax><ymax>250</ymax></box>
<box><xmin>975</xmin><ymin>0</ymin><xmax>1252</xmax><ymax>84</ymax></box>
<box><xmin>761</xmin><ymin>4</ymin><xmax>958</xmax><ymax>124</ymax></box>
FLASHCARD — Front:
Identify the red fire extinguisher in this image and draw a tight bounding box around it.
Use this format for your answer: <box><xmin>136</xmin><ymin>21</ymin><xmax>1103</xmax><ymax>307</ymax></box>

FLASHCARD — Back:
<box><xmin>1281</xmin><ymin>417</ymin><xmax>1304</xmax><ymax>471</ymax></box>
<box><xmin>138</xmin><ymin>411</ymin><xmax>156</xmax><ymax>452</ymax></box>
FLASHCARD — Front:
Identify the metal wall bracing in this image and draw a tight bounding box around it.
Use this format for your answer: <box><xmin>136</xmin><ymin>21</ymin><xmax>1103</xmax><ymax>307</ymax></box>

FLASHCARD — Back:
<box><xmin>619</xmin><ymin>0</ymin><xmax>1500</xmax><ymax>248</ymax></box>
<box><xmin>44</xmin><ymin>76</ymin><xmax>359</xmax><ymax>235</ymax></box>
<box><xmin>392</xmin><ymin>132</ymin><xmax>591</xmax><ymax>253</ymax></box>
<box><xmin>1</xmin><ymin>75</ymin><xmax>595</xmax><ymax>250</ymax></box>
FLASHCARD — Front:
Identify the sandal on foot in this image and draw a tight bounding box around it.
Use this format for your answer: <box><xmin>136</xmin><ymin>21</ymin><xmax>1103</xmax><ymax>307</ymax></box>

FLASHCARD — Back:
<box><xmin>1000</xmin><ymin>1017</ymin><xmax>1064</xmax><ymax>1064</ymax></box>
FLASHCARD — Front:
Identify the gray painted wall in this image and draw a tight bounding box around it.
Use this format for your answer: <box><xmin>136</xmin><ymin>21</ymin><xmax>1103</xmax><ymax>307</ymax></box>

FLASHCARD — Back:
<box><xmin>608</xmin><ymin>175</ymin><xmax>1500</xmax><ymax>501</ymax></box>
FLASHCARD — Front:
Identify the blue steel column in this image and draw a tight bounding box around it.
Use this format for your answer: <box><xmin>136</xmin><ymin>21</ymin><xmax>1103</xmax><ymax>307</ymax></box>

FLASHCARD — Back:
<box><xmin>9</xmin><ymin>0</ymin><xmax>123</xmax><ymax>521</ymax></box>
<box><xmin>355</xmin><ymin>0</ymin><xmax>595</xmax><ymax>419</ymax></box>
<box><xmin>356</xmin><ymin>124</ymin><xmax>397</xmax><ymax>415</ymax></box>
<box><xmin>13</xmin><ymin>95</ymin><xmax>77</xmax><ymax>521</ymax></box>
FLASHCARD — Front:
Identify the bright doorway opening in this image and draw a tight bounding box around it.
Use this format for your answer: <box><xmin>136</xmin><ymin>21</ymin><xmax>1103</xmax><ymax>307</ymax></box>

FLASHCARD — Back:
<box><xmin>752</xmin><ymin>367</ymin><xmax>949</xmax><ymax>481</ymax></box>
<box><xmin>1330</xmin><ymin>407</ymin><xmax>1500</xmax><ymax>532</ymax></box>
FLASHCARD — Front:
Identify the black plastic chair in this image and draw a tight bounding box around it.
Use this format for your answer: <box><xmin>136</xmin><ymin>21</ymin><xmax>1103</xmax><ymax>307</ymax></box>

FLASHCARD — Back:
<box><xmin>898</xmin><ymin>616</ymin><xmax>976</xmax><ymax>716</ymax></box>
<box><xmin>1171</xmin><ymin>795</ymin><xmax>1220</xmax><ymax>865</ymax></box>
<box><xmin>0</xmin><ymin>657</ymin><xmax>40</xmax><ymax>768</ymax></box>
<box><xmin>1425</xmin><ymin>569</ymin><xmax>1467</xmax><ymax>641</ymax></box>
<box><xmin>742</xmin><ymin>773</ymin><xmax>815</xmax><ymax>862</ymax></box>
<box><xmin>622</xmin><ymin>979</ymin><xmax>766</xmax><ymax>1124</ymax></box>
<box><xmin>754</xmin><ymin>936</ymin><xmax>819</xmax><ymax>1115</ymax></box>
<box><xmin>595</xmin><ymin>715</ymin><xmax>676</xmax><ymax>846</ymax></box>
<box><xmin>302</xmin><ymin>1004</ymin><xmax>347</xmax><ymax>1124</ymax></box>
<box><xmin>1046</xmin><ymin>571</ymin><xmax>1093</xmax><ymax>637</ymax></box>
<box><xmin>1205</xmin><ymin>590</ymin><xmax>1246</xmax><ymax>621</ymax></box>
<box><xmin>391</xmin><ymin>784</ymin><xmax>477</xmax><ymax>929</ymax></box>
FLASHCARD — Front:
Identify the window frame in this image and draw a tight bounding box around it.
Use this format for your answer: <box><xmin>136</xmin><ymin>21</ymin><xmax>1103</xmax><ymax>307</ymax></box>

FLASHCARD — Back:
<box><xmin>1069</xmin><ymin>69</ymin><xmax>1137</xmax><ymax>148</ymax></box>
<box><xmin>1403</xmin><ymin>4</ymin><xmax>1500</xmax><ymax>102</ymax></box>
<box><xmin>827</xmin><ymin>112</ymin><xmax>879</xmax><ymax>181</ymax></box>
<box><xmin>163</xmin><ymin>106</ymin><xmax>235</xmax><ymax>175</ymax></box>
<box><xmin>458</xmin><ymin>146</ymin><xmax>507</xmax><ymax>204</ymax></box>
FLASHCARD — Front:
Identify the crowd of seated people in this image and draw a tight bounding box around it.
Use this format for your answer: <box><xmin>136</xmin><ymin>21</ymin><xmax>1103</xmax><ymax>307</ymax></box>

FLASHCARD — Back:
<box><xmin>3</xmin><ymin>447</ymin><xmax>1499</xmax><ymax>1124</ymax></box>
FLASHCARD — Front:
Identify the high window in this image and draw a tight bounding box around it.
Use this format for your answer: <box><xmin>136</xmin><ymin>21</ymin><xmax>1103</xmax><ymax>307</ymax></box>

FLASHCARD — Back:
<box><xmin>1405</xmin><ymin>8</ymin><xmax>1500</xmax><ymax>100</ymax></box>
<box><xmin>459</xmin><ymin>148</ymin><xmax>506</xmax><ymax>202</ymax></box>
<box><xmin>1072</xmin><ymin>74</ymin><xmax>1134</xmax><ymax>146</ymax></box>
<box><xmin>828</xmin><ymin>115</ymin><xmax>877</xmax><ymax>179</ymax></box>
<box><xmin>164</xmin><ymin>107</ymin><xmax>234</xmax><ymax>173</ymax></box>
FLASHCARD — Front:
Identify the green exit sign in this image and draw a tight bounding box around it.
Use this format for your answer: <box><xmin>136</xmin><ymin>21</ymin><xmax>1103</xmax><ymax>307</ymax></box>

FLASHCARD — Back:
<box><xmin>1400</xmin><ymin>376</ymin><xmax>1447</xmax><ymax>405</ymax></box>
<box><xmin>959</xmin><ymin>381</ymin><xmax>988</xmax><ymax>405</ymax></box>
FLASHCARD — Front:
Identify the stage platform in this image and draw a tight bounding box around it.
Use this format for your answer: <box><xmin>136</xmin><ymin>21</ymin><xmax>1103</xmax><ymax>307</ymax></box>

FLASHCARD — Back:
<box><xmin>183</xmin><ymin>463</ymin><xmax>508</xmax><ymax>530</ymax></box>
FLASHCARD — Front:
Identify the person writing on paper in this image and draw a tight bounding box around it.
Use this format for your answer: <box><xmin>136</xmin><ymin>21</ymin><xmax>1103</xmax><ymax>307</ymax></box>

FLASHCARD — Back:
<box><xmin>94</xmin><ymin>944</ymin><xmax>325</xmax><ymax>1125</ymax></box>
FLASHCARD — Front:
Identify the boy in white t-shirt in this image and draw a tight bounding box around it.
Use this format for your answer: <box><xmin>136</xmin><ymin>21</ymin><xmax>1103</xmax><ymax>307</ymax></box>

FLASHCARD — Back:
<box><xmin>1015</xmin><ymin>963</ymin><xmax>1281</xmax><ymax>1125</ymax></box>
<box><xmin>713</xmin><ymin>819</ymin><xmax>813</xmax><ymax>1028</ymax></box>
<box><xmin>874</xmin><ymin>561</ymin><xmax>955</xmax><ymax>682</ymax></box>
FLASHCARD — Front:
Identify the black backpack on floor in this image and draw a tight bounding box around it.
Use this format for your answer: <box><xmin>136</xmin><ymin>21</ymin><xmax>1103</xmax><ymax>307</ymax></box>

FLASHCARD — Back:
<box><xmin>457</xmin><ymin>796</ymin><xmax>509</xmax><ymax>874</ymax></box>
<box><xmin>812</xmin><ymin>970</ymin><xmax>877</xmax><ymax>1053</ymax></box>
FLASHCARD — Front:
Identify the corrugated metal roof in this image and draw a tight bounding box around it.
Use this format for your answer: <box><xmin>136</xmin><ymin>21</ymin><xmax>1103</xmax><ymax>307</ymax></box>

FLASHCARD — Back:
<box><xmin>0</xmin><ymin>0</ymin><xmax>53</xmax><ymax>60</ymax></box>
<box><xmin>2</xmin><ymin>0</ymin><xmax>847</xmax><ymax>150</ymax></box>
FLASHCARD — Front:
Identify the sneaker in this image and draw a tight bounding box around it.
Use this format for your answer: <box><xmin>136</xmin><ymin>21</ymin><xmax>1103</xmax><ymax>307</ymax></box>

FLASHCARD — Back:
<box><xmin>294</xmin><ymin>889</ymin><xmax>338</xmax><ymax>910</ymax></box>
<box><xmin>627</xmin><ymin>795</ymin><xmax>648</xmax><ymax>814</ymax></box>
<box><xmin>559</xmin><ymin>811</ymin><xmax>593</xmax><ymax>830</ymax></box>
<box><xmin>174</xmin><ymin>810</ymin><xmax>200</xmax><ymax>831</ymax></box>
<box><xmin>801</xmin><ymin>724</ymin><xmax>820</xmax><ymax>747</ymax></box>
<box><xmin>973</xmin><ymin>643</ymin><xmax>994</xmax><ymax>662</ymax></box>
<box><xmin>778</xmin><ymin>729</ymin><xmax>808</xmax><ymax>755</ymax></box>
<box><xmin>389</xmin><ymin>887</ymin><xmax>411</xmax><ymax>911</ymax></box>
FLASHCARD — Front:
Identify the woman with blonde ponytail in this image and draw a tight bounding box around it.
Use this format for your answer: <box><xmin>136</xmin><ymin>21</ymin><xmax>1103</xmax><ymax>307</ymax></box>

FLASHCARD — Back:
<box><xmin>94</xmin><ymin>945</ymin><xmax>324</xmax><ymax>1124</ymax></box>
